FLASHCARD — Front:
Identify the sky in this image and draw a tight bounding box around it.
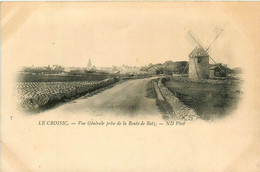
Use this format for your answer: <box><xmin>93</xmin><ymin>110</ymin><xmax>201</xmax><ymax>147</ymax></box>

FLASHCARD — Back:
<box><xmin>1</xmin><ymin>2</ymin><xmax>254</xmax><ymax>68</ymax></box>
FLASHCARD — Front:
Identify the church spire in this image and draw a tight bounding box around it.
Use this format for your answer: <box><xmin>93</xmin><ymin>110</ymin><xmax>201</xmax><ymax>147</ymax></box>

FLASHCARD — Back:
<box><xmin>87</xmin><ymin>58</ymin><xmax>92</xmax><ymax>68</ymax></box>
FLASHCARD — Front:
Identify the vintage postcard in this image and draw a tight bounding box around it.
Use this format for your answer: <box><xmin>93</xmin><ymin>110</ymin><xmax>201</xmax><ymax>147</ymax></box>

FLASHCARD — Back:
<box><xmin>1</xmin><ymin>1</ymin><xmax>260</xmax><ymax>171</ymax></box>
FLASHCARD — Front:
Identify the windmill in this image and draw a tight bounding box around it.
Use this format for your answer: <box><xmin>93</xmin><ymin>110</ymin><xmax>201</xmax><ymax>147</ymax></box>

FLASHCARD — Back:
<box><xmin>183</xmin><ymin>28</ymin><xmax>225</xmax><ymax>79</ymax></box>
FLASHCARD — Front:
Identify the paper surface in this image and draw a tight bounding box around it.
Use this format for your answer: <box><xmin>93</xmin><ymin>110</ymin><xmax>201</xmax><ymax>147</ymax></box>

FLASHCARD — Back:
<box><xmin>1</xmin><ymin>2</ymin><xmax>260</xmax><ymax>171</ymax></box>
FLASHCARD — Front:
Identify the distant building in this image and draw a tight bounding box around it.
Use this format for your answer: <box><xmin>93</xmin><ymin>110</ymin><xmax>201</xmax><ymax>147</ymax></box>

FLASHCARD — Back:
<box><xmin>91</xmin><ymin>66</ymin><xmax>97</xmax><ymax>70</ymax></box>
<box><xmin>147</xmin><ymin>66</ymin><xmax>158</xmax><ymax>74</ymax></box>
<box><xmin>209</xmin><ymin>65</ymin><xmax>227</xmax><ymax>78</ymax></box>
<box><xmin>112</xmin><ymin>66</ymin><xmax>120</xmax><ymax>73</ymax></box>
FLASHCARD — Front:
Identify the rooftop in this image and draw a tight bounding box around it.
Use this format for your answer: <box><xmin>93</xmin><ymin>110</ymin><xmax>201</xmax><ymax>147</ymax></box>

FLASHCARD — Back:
<box><xmin>189</xmin><ymin>45</ymin><xmax>209</xmax><ymax>58</ymax></box>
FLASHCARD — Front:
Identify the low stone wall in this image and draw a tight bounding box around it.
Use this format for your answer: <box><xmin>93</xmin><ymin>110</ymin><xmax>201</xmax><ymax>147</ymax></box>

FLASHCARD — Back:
<box><xmin>157</xmin><ymin>78</ymin><xmax>199</xmax><ymax>121</ymax></box>
<box><xmin>152</xmin><ymin>81</ymin><xmax>164</xmax><ymax>102</ymax></box>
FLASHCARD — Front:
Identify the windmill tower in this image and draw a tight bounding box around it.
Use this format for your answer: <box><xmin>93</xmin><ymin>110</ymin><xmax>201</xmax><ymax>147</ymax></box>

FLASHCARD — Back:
<box><xmin>185</xmin><ymin>29</ymin><xmax>224</xmax><ymax>79</ymax></box>
<box><xmin>188</xmin><ymin>45</ymin><xmax>209</xmax><ymax>79</ymax></box>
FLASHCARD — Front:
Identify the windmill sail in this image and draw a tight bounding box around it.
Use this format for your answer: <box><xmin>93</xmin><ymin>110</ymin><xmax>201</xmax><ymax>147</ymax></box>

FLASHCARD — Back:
<box><xmin>206</xmin><ymin>28</ymin><xmax>223</xmax><ymax>52</ymax></box>
<box><xmin>187</xmin><ymin>31</ymin><xmax>202</xmax><ymax>48</ymax></box>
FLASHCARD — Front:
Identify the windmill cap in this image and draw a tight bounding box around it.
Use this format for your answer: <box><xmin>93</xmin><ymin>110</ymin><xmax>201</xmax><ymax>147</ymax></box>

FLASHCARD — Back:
<box><xmin>189</xmin><ymin>45</ymin><xmax>209</xmax><ymax>58</ymax></box>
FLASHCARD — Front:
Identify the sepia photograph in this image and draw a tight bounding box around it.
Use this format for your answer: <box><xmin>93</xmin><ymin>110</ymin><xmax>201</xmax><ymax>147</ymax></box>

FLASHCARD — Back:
<box><xmin>11</xmin><ymin>2</ymin><xmax>244</xmax><ymax>121</ymax></box>
<box><xmin>1</xmin><ymin>1</ymin><xmax>260</xmax><ymax>171</ymax></box>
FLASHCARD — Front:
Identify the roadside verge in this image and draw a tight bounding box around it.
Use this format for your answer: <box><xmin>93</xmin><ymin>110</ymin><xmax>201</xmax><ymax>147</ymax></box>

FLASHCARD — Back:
<box><xmin>155</xmin><ymin>77</ymin><xmax>199</xmax><ymax>121</ymax></box>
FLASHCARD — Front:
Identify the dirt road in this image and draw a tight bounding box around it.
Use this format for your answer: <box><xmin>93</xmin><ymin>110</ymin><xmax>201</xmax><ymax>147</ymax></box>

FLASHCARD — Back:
<box><xmin>47</xmin><ymin>78</ymin><xmax>161</xmax><ymax>116</ymax></box>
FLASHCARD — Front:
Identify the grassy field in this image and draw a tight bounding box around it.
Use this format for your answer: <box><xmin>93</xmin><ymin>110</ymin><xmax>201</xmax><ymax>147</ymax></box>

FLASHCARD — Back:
<box><xmin>17</xmin><ymin>73</ymin><xmax>108</xmax><ymax>82</ymax></box>
<box><xmin>16</xmin><ymin>78</ymin><xmax>117</xmax><ymax>112</ymax></box>
<box><xmin>163</xmin><ymin>78</ymin><xmax>242</xmax><ymax>120</ymax></box>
